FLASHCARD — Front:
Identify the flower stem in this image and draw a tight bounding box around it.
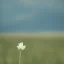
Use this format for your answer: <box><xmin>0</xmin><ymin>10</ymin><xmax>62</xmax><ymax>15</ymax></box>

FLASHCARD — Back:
<box><xmin>19</xmin><ymin>50</ymin><xmax>21</xmax><ymax>64</ymax></box>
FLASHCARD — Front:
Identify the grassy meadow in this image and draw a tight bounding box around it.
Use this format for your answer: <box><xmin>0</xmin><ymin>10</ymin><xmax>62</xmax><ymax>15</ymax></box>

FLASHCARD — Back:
<box><xmin>0</xmin><ymin>33</ymin><xmax>64</xmax><ymax>64</ymax></box>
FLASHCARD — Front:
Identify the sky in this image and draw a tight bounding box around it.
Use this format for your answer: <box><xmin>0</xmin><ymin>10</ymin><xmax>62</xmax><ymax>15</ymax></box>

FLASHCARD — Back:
<box><xmin>0</xmin><ymin>0</ymin><xmax>64</xmax><ymax>32</ymax></box>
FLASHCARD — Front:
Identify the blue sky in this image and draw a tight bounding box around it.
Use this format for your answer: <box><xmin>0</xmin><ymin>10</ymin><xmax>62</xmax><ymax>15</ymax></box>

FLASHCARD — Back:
<box><xmin>0</xmin><ymin>0</ymin><xmax>64</xmax><ymax>32</ymax></box>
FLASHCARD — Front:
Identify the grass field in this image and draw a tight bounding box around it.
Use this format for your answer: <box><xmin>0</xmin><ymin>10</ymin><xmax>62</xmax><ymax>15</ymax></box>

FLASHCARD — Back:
<box><xmin>0</xmin><ymin>33</ymin><xmax>64</xmax><ymax>64</ymax></box>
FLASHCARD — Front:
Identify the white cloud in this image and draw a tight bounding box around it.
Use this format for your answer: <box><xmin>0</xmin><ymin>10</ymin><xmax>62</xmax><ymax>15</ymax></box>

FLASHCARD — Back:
<box><xmin>16</xmin><ymin>0</ymin><xmax>54</xmax><ymax>7</ymax></box>
<box><xmin>16</xmin><ymin>13</ymin><xmax>34</xmax><ymax>21</ymax></box>
<box><xmin>16</xmin><ymin>0</ymin><xmax>64</xmax><ymax>8</ymax></box>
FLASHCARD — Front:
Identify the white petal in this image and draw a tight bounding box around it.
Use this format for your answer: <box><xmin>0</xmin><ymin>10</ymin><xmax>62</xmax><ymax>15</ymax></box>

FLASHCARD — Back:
<box><xmin>17</xmin><ymin>46</ymin><xmax>20</xmax><ymax>50</ymax></box>
<box><xmin>21</xmin><ymin>45</ymin><xmax>26</xmax><ymax>50</ymax></box>
<box><xmin>20</xmin><ymin>42</ymin><xmax>23</xmax><ymax>46</ymax></box>
<box><xmin>17</xmin><ymin>42</ymin><xmax>26</xmax><ymax>50</ymax></box>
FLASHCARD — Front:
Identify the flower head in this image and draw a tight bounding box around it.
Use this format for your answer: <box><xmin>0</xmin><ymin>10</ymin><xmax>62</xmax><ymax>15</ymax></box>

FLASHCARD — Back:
<box><xmin>17</xmin><ymin>42</ymin><xmax>26</xmax><ymax>50</ymax></box>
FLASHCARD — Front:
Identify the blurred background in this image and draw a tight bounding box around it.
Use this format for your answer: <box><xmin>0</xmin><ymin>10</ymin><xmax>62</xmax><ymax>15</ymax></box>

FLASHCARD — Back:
<box><xmin>0</xmin><ymin>0</ymin><xmax>64</xmax><ymax>32</ymax></box>
<box><xmin>0</xmin><ymin>0</ymin><xmax>64</xmax><ymax>64</ymax></box>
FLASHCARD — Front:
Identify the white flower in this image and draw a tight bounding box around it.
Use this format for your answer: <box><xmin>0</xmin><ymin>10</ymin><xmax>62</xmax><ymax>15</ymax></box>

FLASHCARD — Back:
<box><xmin>17</xmin><ymin>42</ymin><xmax>26</xmax><ymax>50</ymax></box>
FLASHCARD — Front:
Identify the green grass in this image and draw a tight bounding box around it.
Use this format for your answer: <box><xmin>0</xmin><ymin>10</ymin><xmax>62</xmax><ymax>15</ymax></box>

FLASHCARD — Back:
<box><xmin>0</xmin><ymin>34</ymin><xmax>64</xmax><ymax>64</ymax></box>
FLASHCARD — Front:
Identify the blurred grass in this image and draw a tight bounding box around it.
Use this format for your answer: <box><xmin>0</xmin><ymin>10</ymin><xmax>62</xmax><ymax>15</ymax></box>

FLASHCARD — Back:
<box><xmin>0</xmin><ymin>34</ymin><xmax>64</xmax><ymax>64</ymax></box>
